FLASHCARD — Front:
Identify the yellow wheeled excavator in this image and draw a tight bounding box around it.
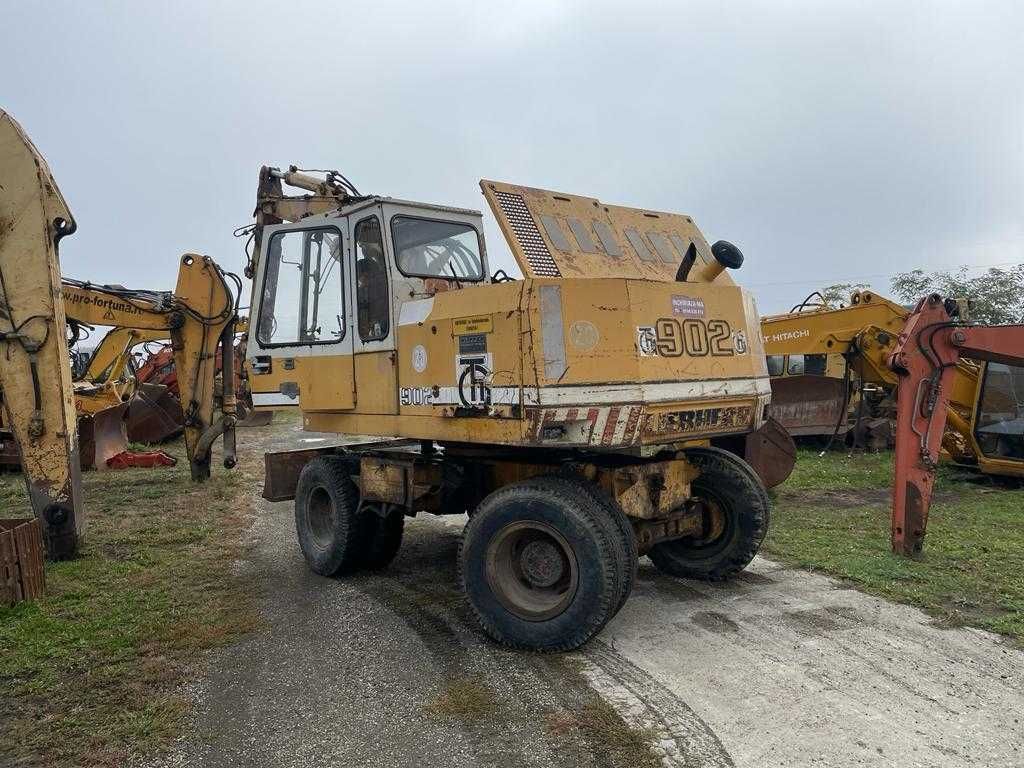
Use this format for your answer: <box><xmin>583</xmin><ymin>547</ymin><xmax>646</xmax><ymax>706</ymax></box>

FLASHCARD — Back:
<box><xmin>244</xmin><ymin>166</ymin><xmax>779</xmax><ymax>650</ymax></box>
<box><xmin>761</xmin><ymin>290</ymin><xmax>1024</xmax><ymax>480</ymax></box>
<box><xmin>0</xmin><ymin>110</ymin><xmax>240</xmax><ymax>559</ymax></box>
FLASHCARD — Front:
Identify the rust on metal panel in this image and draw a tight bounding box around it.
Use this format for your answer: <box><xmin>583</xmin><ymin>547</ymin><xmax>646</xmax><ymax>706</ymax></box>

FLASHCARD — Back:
<box><xmin>608</xmin><ymin>458</ymin><xmax>696</xmax><ymax>520</ymax></box>
<box><xmin>126</xmin><ymin>383</ymin><xmax>185</xmax><ymax>444</ymax></box>
<box><xmin>360</xmin><ymin>457</ymin><xmax>408</xmax><ymax>505</ymax></box>
<box><xmin>263</xmin><ymin>448</ymin><xmax>333</xmax><ymax>501</ymax></box>
<box><xmin>769</xmin><ymin>375</ymin><xmax>848</xmax><ymax>436</ymax></box>
<box><xmin>359</xmin><ymin>455</ymin><xmax>444</xmax><ymax>511</ymax></box>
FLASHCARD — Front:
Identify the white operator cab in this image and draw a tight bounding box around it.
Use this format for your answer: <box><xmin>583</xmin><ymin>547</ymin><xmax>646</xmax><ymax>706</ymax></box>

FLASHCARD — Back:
<box><xmin>246</xmin><ymin>197</ymin><xmax>489</xmax><ymax>415</ymax></box>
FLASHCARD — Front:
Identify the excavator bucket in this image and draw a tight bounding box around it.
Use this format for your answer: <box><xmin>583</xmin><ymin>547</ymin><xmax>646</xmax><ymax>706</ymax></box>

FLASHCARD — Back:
<box><xmin>768</xmin><ymin>375</ymin><xmax>849</xmax><ymax>437</ymax></box>
<box><xmin>78</xmin><ymin>403</ymin><xmax>130</xmax><ymax>470</ymax></box>
<box><xmin>126</xmin><ymin>382</ymin><xmax>184</xmax><ymax>444</ymax></box>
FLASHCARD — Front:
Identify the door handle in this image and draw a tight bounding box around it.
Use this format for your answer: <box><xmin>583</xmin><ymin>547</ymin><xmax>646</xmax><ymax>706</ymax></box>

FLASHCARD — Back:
<box><xmin>251</xmin><ymin>355</ymin><xmax>272</xmax><ymax>375</ymax></box>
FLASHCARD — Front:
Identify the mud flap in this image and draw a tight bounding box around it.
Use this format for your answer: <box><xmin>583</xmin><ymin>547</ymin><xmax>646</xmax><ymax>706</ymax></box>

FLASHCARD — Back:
<box><xmin>743</xmin><ymin>417</ymin><xmax>797</xmax><ymax>489</ymax></box>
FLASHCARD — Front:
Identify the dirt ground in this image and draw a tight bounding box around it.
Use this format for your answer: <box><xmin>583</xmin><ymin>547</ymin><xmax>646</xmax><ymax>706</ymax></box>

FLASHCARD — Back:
<box><xmin>138</xmin><ymin>418</ymin><xmax>1024</xmax><ymax>768</ymax></box>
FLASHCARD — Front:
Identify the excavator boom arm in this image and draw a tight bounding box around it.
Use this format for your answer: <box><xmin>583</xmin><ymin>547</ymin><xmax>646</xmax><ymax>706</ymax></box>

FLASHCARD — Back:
<box><xmin>760</xmin><ymin>292</ymin><xmax>910</xmax><ymax>386</ymax></box>
<box><xmin>0</xmin><ymin>111</ymin><xmax>84</xmax><ymax>558</ymax></box>
<box><xmin>889</xmin><ymin>296</ymin><xmax>1024</xmax><ymax>554</ymax></box>
<box><xmin>1</xmin><ymin>109</ymin><xmax>239</xmax><ymax>559</ymax></box>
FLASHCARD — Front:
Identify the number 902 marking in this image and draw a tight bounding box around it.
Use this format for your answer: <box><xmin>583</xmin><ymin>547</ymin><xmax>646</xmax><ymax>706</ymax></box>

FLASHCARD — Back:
<box><xmin>654</xmin><ymin>318</ymin><xmax>734</xmax><ymax>357</ymax></box>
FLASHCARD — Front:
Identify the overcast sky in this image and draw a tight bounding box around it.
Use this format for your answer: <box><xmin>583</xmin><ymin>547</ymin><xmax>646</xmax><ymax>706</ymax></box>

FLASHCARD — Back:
<box><xmin>3</xmin><ymin>0</ymin><xmax>1021</xmax><ymax>314</ymax></box>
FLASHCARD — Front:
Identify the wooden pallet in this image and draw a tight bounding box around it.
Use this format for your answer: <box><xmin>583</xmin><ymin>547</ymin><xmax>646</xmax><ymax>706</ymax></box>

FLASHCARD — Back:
<box><xmin>0</xmin><ymin>518</ymin><xmax>46</xmax><ymax>605</ymax></box>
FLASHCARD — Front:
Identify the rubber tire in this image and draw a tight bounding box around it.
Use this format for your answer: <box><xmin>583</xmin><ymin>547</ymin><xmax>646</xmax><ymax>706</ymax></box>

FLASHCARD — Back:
<box><xmin>460</xmin><ymin>476</ymin><xmax>622</xmax><ymax>652</ymax></box>
<box><xmin>559</xmin><ymin>471</ymin><xmax>637</xmax><ymax>613</ymax></box>
<box><xmin>294</xmin><ymin>456</ymin><xmax>369</xmax><ymax>576</ymax></box>
<box><xmin>361</xmin><ymin>511</ymin><xmax>405</xmax><ymax>570</ymax></box>
<box><xmin>647</xmin><ymin>447</ymin><xmax>770</xmax><ymax>581</ymax></box>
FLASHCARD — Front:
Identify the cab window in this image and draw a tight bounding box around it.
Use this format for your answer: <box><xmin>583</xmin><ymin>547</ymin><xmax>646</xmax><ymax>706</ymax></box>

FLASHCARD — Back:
<box><xmin>805</xmin><ymin>354</ymin><xmax>827</xmax><ymax>375</ymax></box>
<box><xmin>391</xmin><ymin>216</ymin><xmax>483</xmax><ymax>281</ymax></box>
<box><xmin>767</xmin><ymin>355</ymin><xmax>785</xmax><ymax>376</ymax></box>
<box><xmin>257</xmin><ymin>227</ymin><xmax>344</xmax><ymax>346</ymax></box>
<box><xmin>974</xmin><ymin>363</ymin><xmax>1024</xmax><ymax>459</ymax></box>
<box><xmin>787</xmin><ymin>355</ymin><xmax>805</xmax><ymax>375</ymax></box>
<box><xmin>354</xmin><ymin>217</ymin><xmax>390</xmax><ymax>342</ymax></box>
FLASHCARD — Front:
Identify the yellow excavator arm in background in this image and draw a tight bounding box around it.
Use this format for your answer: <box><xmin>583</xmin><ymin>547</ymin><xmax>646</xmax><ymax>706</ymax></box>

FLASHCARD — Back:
<box><xmin>760</xmin><ymin>291</ymin><xmax>909</xmax><ymax>386</ymax></box>
<box><xmin>0</xmin><ymin>109</ymin><xmax>240</xmax><ymax>559</ymax></box>
<box><xmin>60</xmin><ymin>267</ymin><xmax>241</xmax><ymax>480</ymax></box>
<box><xmin>760</xmin><ymin>291</ymin><xmax>1024</xmax><ymax>479</ymax></box>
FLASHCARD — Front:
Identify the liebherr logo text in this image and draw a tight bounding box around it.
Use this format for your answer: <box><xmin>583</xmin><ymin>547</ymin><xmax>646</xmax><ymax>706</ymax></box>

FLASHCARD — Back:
<box><xmin>763</xmin><ymin>329</ymin><xmax>810</xmax><ymax>344</ymax></box>
<box><xmin>62</xmin><ymin>291</ymin><xmax>145</xmax><ymax>316</ymax></box>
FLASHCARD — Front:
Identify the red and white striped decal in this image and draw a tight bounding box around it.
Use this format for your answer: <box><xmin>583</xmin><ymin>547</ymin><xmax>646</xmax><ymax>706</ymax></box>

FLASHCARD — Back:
<box><xmin>533</xmin><ymin>404</ymin><xmax>642</xmax><ymax>446</ymax></box>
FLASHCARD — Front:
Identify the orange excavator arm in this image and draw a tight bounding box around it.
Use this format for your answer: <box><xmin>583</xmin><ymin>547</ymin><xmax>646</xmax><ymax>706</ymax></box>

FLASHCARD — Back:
<box><xmin>888</xmin><ymin>295</ymin><xmax>1024</xmax><ymax>554</ymax></box>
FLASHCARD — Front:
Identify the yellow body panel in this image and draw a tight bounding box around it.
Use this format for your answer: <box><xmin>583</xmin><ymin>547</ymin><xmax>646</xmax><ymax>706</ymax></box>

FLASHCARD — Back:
<box><xmin>302</xmin><ymin>278</ymin><xmax>768</xmax><ymax>449</ymax></box>
<box><xmin>247</xmin><ymin>177</ymin><xmax>769</xmax><ymax>455</ymax></box>
<box><xmin>480</xmin><ymin>180</ymin><xmax>729</xmax><ymax>285</ymax></box>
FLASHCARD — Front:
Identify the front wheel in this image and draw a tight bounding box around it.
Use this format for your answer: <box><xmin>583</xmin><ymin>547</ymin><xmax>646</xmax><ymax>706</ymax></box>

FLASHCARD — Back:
<box><xmin>647</xmin><ymin>447</ymin><xmax>770</xmax><ymax>581</ymax></box>
<box><xmin>294</xmin><ymin>456</ymin><xmax>368</xmax><ymax>576</ymax></box>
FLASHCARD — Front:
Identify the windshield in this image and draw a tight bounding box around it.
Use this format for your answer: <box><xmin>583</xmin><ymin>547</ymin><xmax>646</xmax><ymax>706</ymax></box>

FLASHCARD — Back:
<box><xmin>391</xmin><ymin>216</ymin><xmax>483</xmax><ymax>281</ymax></box>
<box><xmin>257</xmin><ymin>227</ymin><xmax>345</xmax><ymax>346</ymax></box>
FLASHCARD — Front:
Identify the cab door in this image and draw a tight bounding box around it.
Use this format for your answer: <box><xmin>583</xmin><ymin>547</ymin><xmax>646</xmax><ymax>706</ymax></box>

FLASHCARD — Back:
<box><xmin>247</xmin><ymin>218</ymin><xmax>355</xmax><ymax>411</ymax></box>
<box><xmin>348</xmin><ymin>205</ymin><xmax>399</xmax><ymax>414</ymax></box>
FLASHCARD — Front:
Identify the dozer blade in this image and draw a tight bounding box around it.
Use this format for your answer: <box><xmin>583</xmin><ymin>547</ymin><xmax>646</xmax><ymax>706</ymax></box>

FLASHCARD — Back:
<box><xmin>78</xmin><ymin>403</ymin><xmax>130</xmax><ymax>470</ymax></box>
<box><xmin>743</xmin><ymin>416</ymin><xmax>797</xmax><ymax>488</ymax></box>
<box><xmin>126</xmin><ymin>383</ymin><xmax>184</xmax><ymax>444</ymax></box>
<box><xmin>769</xmin><ymin>375</ymin><xmax>849</xmax><ymax>437</ymax></box>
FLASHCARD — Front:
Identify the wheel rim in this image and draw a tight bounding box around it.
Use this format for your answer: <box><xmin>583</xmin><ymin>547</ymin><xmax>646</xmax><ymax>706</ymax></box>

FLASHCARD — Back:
<box><xmin>485</xmin><ymin>520</ymin><xmax>579</xmax><ymax>621</ymax></box>
<box><xmin>306</xmin><ymin>486</ymin><xmax>335</xmax><ymax>548</ymax></box>
<box><xmin>680</xmin><ymin>488</ymin><xmax>735</xmax><ymax>556</ymax></box>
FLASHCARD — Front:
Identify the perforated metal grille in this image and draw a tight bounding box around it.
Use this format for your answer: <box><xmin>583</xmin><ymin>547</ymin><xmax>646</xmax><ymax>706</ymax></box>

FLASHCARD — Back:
<box><xmin>493</xmin><ymin>191</ymin><xmax>561</xmax><ymax>277</ymax></box>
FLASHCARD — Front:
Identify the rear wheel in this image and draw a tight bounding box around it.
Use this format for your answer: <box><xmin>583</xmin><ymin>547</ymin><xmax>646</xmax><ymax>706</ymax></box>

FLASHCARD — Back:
<box><xmin>648</xmin><ymin>447</ymin><xmax>769</xmax><ymax>581</ymax></box>
<box><xmin>460</xmin><ymin>476</ymin><xmax>624</xmax><ymax>651</ymax></box>
<box><xmin>560</xmin><ymin>471</ymin><xmax>637</xmax><ymax>613</ymax></box>
<box><xmin>294</xmin><ymin>456</ymin><xmax>369</xmax><ymax>576</ymax></box>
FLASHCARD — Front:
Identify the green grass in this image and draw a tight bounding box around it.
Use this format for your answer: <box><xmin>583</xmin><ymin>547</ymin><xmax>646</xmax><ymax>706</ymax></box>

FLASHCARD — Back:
<box><xmin>545</xmin><ymin>697</ymin><xmax>659</xmax><ymax>768</ymax></box>
<box><xmin>766</xmin><ymin>448</ymin><xmax>1024</xmax><ymax>642</ymax></box>
<box><xmin>0</xmin><ymin>438</ymin><xmax>260</xmax><ymax>767</ymax></box>
<box><xmin>424</xmin><ymin>678</ymin><xmax>497</xmax><ymax>722</ymax></box>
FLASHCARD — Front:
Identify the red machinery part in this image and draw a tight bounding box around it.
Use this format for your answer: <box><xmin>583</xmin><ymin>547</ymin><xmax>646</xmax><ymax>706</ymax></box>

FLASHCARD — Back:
<box><xmin>105</xmin><ymin>451</ymin><xmax>178</xmax><ymax>470</ymax></box>
<box><xmin>888</xmin><ymin>295</ymin><xmax>1024</xmax><ymax>555</ymax></box>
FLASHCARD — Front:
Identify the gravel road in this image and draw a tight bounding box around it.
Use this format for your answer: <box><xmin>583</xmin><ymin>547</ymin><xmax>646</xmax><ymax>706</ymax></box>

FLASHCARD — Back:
<box><xmin>142</xmin><ymin>419</ymin><xmax>1024</xmax><ymax>768</ymax></box>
